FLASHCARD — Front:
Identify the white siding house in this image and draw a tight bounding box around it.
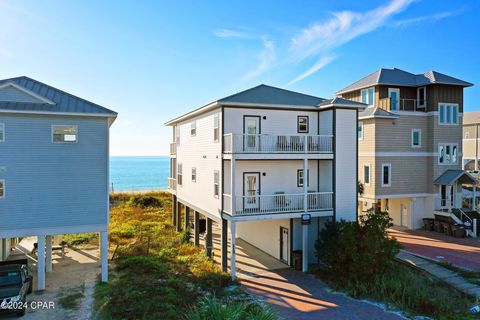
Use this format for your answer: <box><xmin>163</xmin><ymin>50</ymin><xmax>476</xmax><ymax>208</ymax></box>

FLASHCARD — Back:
<box><xmin>166</xmin><ymin>85</ymin><xmax>364</xmax><ymax>278</ymax></box>
<box><xmin>0</xmin><ymin>77</ymin><xmax>117</xmax><ymax>290</ymax></box>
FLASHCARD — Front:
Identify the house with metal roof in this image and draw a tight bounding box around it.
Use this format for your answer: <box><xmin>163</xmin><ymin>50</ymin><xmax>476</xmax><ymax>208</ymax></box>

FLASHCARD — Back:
<box><xmin>165</xmin><ymin>84</ymin><xmax>366</xmax><ymax>278</ymax></box>
<box><xmin>0</xmin><ymin>76</ymin><xmax>117</xmax><ymax>290</ymax></box>
<box><xmin>337</xmin><ymin>68</ymin><xmax>477</xmax><ymax>237</ymax></box>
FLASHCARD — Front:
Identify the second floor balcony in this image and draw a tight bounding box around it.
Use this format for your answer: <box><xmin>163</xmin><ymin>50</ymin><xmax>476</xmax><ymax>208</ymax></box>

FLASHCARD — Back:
<box><xmin>377</xmin><ymin>98</ymin><xmax>426</xmax><ymax>112</ymax></box>
<box><xmin>223</xmin><ymin>134</ymin><xmax>333</xmax><ymax>154</ymax></box>
<box><xmin>168</xmin><ymin>177</ymin><xmax>177</xmax><ymax>193</ymax></box>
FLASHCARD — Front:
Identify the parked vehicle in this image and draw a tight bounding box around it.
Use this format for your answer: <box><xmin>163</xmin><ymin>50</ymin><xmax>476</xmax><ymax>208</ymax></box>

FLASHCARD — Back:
<box><xmin>0</xmin><ymin>258</ymin><xmax>33</xmax><ymax>317</ymax></box>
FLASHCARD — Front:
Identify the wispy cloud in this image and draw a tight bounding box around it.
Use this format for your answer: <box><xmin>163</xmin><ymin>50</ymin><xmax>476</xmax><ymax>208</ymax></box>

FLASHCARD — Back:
<box><xmin>243</xmin><ymin>37</ymin><xmax>276</xmax><ymax>81</ymax></box>
<box><xmin>391</xmin><ymin>11</ymin><xmax>456</xmax><ymax>28</ymax></box>
<box><xmin>287</xmin><ymin>55</ymin><xmax>337</xmax><ymax>87</ymax></box>
<box><xmin>213</xmin><ymin>28</ymin><xmax>252</xmax><ymax>39</ymax></box>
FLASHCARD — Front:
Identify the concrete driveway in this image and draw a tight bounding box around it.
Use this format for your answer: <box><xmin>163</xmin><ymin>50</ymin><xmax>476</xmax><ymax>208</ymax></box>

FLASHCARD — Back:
<box><xmin>390</xmin><ymin>228</ymin><xmax>480</xmax><ymax>271</ymax></box>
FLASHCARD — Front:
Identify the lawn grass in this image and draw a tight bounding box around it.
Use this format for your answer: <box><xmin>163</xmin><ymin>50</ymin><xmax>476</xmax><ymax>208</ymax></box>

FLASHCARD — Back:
<box><xmin>58</xmin><ymin>284</ymin><xmax>85</xmax><ymax>310</ymax></box>
<box><xmin>317</xmin><ymin>262</ymin><xmax>478</xmax><ymax>319</ymax></box>
<box><xmin>93</xmin><ymin>192</ymin><xmax>275</xmax><ymax>320</ymax></box>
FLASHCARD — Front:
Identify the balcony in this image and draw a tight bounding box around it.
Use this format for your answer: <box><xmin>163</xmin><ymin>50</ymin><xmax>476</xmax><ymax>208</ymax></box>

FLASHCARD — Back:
<box><xmin>223</xmin><ymin>134</ymin><xmax>333</xmax><ymax>154</ymax></box>
<box><xmin>168</xmin><ymin>177</ymin><xmax>177</xmax><ymax>193</ymax></box>
<box><xmin>377</xmin><ymin>98</ymin><xmax>426</xmax><ymax>112</ymax></box>
<box><xmin>223</xmin><ymin>192</ymin><xmax>333</xmax><ymax>216</ymax></box>
<box><xmin>170</xmin><ymin>142</ymin><xmax>177</xmax><ymax>155</ymax></box>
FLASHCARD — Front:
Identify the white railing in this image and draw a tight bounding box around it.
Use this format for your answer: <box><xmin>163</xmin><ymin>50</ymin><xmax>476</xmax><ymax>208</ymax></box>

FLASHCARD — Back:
<box><xmin>168</xmin><ymin>177</ymin><xmax>177</xmax><ymax>191</ymax></box>
<box><xmin>170</xmin><ymin>143</ymin><xmax>177</xmax><ymax>155</ymax></box>
<box><xmin>223</xmin><ymin>134</ymin><xmax>333</xmax><ymax>154</ymax></box>
<box><xmin>223</xmin><ymin>192</ymin><xmax>333</xmax><ymax>216</ymax></box>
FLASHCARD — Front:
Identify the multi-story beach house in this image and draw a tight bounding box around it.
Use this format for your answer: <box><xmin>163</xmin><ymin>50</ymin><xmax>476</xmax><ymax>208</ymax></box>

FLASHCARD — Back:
<box><xmin>166</xmin><ymin>85</ymin><xmax>365</xmax><ymax>278</ymax></box>
<box><xmin>336</xmin><ymin>68</ymin><xmax>475</xmax><ymax>230</ymax></box>
<box><xmin>463</xmin><ymin>112</ymin><xmax>480</xmax><ymax>171</ymax></box>
<box><xmin>0</xmin><ymin>76</ymin><xmax>117</xmax><ymax>290</ymax></box>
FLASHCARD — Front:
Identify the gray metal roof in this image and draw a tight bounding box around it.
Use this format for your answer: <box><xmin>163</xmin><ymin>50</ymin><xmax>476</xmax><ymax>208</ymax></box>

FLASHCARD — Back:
<box><xmin>0</xmin><ymin>76</ymin><xmax>117</xmax><ymax>116</ymax></box>
<box><xmin>463</xmin><ymin>111</ymin><xmax>480</xmax><ymax>125</ymax></box>
<box><xmin>433</xmin><ymin>170</ymin><xmax>477</xmax><ymax>185</ymax></box>
<box><xmin>359</xmin><ymin>106</ymin><xmax>399</xmax><ymax>119</ymax></box>
<box><xmin>337</xmin><ymin>68</ymin><xmax>473</xmax><ymax>94</ymax></box>
<box><xmin>219</xmin><ymin>84</ymin><xmax>326</xmax><ymax>107</ymax></box>
<box><xmin>318</xmin><ymin>97</ymin><xmax>367</xmax><ymax>108</ymax></box>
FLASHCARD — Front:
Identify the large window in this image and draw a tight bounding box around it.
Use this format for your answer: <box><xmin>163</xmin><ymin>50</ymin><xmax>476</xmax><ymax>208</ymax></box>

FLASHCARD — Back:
<box><xmin>214</xmin><ymin>170</ymin><xmax>219</xmax><ymax>198</ymax></box>
<box><xmin>411</xmin><ymin>129</ymin><xmax>421</xmax><ymax>148</ymax></box>
<box><xmin>213</xmin><ymin>113</ymin><xmax>219</xmax><ymax>142</ymax></box>
<box><xmin>52</xmin><ymin>125</ymin><xmax>77</xmax><ymax>143</ymax></box>
<box><xmin>190</xmin><ymin>121</ymin><xmax>196</xmax><ymax>136</ymax></box>
<box><xmin>439</xmin><ymin>103</ymin><xmax>458</xmax><ymax>125</ymax></box>
<box><xmin>177</xmin><ymin>163</ymin><xmax>183</xmax><ymax>186</ymax></box>
<box><xmin>0</xmin><ymin>180</ymin><xmax>4</xmax><ymax>198</ymax></box>
<box><xmin>358</xmin><ymin>122</ymin><xmax>364</xmax><ymax>140</ymax></box>
<box><xmin>297</xmin><ymin>169</ymin><xmax>310</xmax><ymax>187</ymax></box>
<box><xmin>364</xmin><ymin>164</ymin><xmax>370</xmax><ymax>185</ymax></box>
<box><xmin>417</xmin><ymin>87</ymin><xmax>426</xmax><ymax>108</ymax></box>
<box><xmin>191</xmin><ymin>167</ymin><xmax>197</xmax><ymax>182</ymax></box>
<box><xmin>381</xmin><ymin>164</ymin><xmax>391</xmax><ymax>187</ymax></box>
<box><xmin>438</xmin><ymin>143</ymin><xmax>458</xmax><ymax>165</ymax></box>
<box><xmin>361</xmin><ymin>87</ymin><xmax>375</xmax><ymax>106</ymax></box>
<box><xmin>297</xmin><ymin>116</ymin><xmax>309</xmax><ymax>133</ymax></box>
<box><xmin>0</xmin><ymin>123</ymin><xmax>4</xmax><ymax>142</ymax></box>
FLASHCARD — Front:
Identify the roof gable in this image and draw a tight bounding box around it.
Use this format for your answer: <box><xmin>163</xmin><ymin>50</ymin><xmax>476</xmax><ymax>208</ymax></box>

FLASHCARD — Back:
<box><xmin>0</xmin><ymin>82</ymin><xmax>55</xmax><ymax>104</ymax></box>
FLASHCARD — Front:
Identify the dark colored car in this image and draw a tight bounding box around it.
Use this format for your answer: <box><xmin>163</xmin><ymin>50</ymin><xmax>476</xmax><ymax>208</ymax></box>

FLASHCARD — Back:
<box><xmin>0</xmin><ymin>260</ymin><xmax>32</xmax><ymax>317</ymax></box>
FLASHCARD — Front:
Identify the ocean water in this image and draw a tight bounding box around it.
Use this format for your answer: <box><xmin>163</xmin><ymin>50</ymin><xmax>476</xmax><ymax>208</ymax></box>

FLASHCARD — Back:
<box><xmin>110</xmin><ymin>156</ymin><xmax>169</xmax><ymax>191</ymax></box>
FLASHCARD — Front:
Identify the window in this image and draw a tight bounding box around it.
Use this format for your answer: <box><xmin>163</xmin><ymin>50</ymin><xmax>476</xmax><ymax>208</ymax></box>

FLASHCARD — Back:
<box><xmin>0</xmin><ymin>123</ymin><xmax>4</xmax><ymax>142</ymax></box>
<box><xmin>364</xmin><ymin>164</ymin><xmax>370</xmax><ymax>185</ymax></box>
<box><xmin>297</xmin><ymin>169</ymin><xmax>310</xmax><ymax>187</ymax></box>
<box><xmin>465</xmin><ymin>131</ymin><xmax>470</xmax><ymax>139</ymax></box>
<box><xmin>176</xmin><ymin>126</ymin><xmax>181</xmax><ymax>145</ymax></box>
<box><xmin>191</xmin><ymin>167</ymin><xmax>196</xmax><ymax>182</ymax></box>
<box><xmin>361</xmin><ymin>89</ymin><xmax>367</xmax><ymax>104</ymax></box>
<box><xmin>438</xmin><ymin>143</ymin><xmax>458</xmax><ymax>165</ymax></box>
<box><xmin>177</xmin><ymin>163</ymin><xmax>183</xmax><ymax>186</ymax></box>
<box><xmin>297</xmin><ymin>116</ymin><xmax>309</xmax><ymax>133</ymax></box>
<box><xmin>411</xmin><ymin>129</ymin><xmax>421</xmax><ymax>148</ymax></box>
<box><xmin>52</xmin><ymin>125</ymin><xmax>77</xmax><ymax>143</ymax></box>
<box><xmin>0</xmin><ymin>180</ymin><xmax>4</xmax><ymax>198</ymax></box>
<box><xmin>191</xmin><ymin>121</ymin><xmax>196</xmax><ymax>136</ymax></box>
<box><xmin>214</xmin><ymin>113</ymin><xmax>219</xmax><ymax>142</ymax></box>
<box><xmin>381</xmin><ymin>164</ymin><xmax>391</xmax><ymax>187</ymax></box>
<box><xmin>439</xmin><ymin>103</ymin><xmax>459</xmax><ymax>125</ymax></box>
<box><xmin>417</xmin><ymin>87</ymin><xmax>426</xmax><ymax>108</ymax></box>
<box><xmin>358</xmin><ymin>122</ymin><xmax>364</xmax><ymax>140</ymax></box>
<box><xmin>214</xmin><ymin>170</ymin><xmax>219</xmax><ymax>198</ymax></box>
<box><xmin>361</xmin><ymin>87</ymin><xmax>375</xmax><ymax>106</ymax></box>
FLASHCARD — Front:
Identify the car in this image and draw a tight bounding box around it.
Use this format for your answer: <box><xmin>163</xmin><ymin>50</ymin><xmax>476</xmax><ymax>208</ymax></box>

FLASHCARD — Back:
<box><xmin>0</xmin><ymin>259</ymin><xmax>33</xmax><ymax>317</ymax></box>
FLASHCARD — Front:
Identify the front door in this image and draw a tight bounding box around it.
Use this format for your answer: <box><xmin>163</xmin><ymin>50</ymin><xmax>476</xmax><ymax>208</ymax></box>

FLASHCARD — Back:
<box><xmin>244</xmin><ymin>116</ymin><xmax>260</xmax><ymax>152</ymax></box>
<box><xmin>244</xmin><ymin>173</ymin><xmax>260</xmax><ymax>210</ymax></box>
<box><xmin>400</xmin><ymin>204</ymin><xmax>408</xmax><ymax>227</ymax></box>
<box><xmin>439</xmin><ymin>184</ymin><xmax>455</xmax><ymax>208</ymax></box>
<box><xmin>388</xmin><ymin>88</ymin><xmax>400</xmax><ymax>111</ymax></box>
<box><xmin>280</xmin><ymin>227</ymin><xmax>289</xmax><ymax>264</ymax></box>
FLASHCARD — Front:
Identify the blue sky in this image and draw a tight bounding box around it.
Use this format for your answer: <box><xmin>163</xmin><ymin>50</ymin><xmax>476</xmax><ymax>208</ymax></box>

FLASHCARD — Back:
<box><xmin>0</xmin><ymin>0</ymin><xmax>478</xmax><ymax>155</ymax></box>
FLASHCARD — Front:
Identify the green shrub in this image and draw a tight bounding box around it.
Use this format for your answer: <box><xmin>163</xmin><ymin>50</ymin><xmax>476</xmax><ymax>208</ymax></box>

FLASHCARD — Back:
<box><xmin>62</xmin><ymin>233</ymin><xmax>98</xmax><ymax>246</ymax></box>
<box><xmin>128</xmin><ymin>195</ymin><xmax>163</xmax><ymax>208</ymax></box>
<box><xmin>315</xmin><ymin>208</ymin><xmax>401</xmax><ymax>285</ymax></box>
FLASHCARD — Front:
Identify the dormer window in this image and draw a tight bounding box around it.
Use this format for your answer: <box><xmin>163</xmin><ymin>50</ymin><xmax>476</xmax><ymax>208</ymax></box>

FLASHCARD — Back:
<box><xmin>417</xmin><ymin>87</ymin><xmax>426</xmax><ymax>108</ymax></box>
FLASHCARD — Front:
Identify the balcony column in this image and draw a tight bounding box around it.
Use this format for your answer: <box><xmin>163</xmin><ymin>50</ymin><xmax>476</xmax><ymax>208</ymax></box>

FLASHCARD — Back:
<box><xmin>302</xmin><ymin>224</ymin><xmax>308</xmax><ymax>272</ymax></box>
<box><xmin>176</xmin><ymin>202</ymin><xmax>182</xmax><ymax>232</ymax></box>
<box><xmin>447</xmin><ymin>185</ymin><xmax>452</xmax><ymax>213</ymax></box>
<box><xmin>172</xmin><ymin>195</ymin><xmax>177</xmax><ymax>226</ymax></box>
<box><xmin>45</xmin><ymin>235</ymin><xmax>52</xmax><ymax>273</ymax></box>
<box><xmin>194</xmin><ymin>211</ymin><xmax>200</xmax><ymax>247</ymax></box>
<box><xmin>221</xmin><ymin>218</ymin><xmax>228</xmax><ymax>272</ymax></box>
<box><xmin>205</xmin><ymin>218</ymin><xmax>213</xmax><ymax>258</ymax></box>
<box><xmin>303</xmin><ymin>158</ymin><xmax>308</xmax><ymax>212</ymax></box>
<box><xmin>37</xmin><ymin>235</ymin><xmax>45</xmax><ymax>291</ymax></box>
<box><xmin>230</xmin><ymin>221</ymin><xmax>237</xmax><ymax>280</ymax></box>
<box><xmin>231</xmin><ymin>158</ymin><xmax>236</xmax><ymax>214</ymax></box>
<box><xmin>184</xmin><ymin>206</ymin><xmax>190</xmax><ymax>231</ymax></box>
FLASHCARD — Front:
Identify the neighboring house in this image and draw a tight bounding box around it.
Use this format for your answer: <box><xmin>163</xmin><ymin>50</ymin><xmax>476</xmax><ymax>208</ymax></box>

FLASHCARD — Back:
<box><xmin>165</xmin><ymin>84</ymin><xmax>365</xmax><ymax>278</ymax></box>
<box><xmin>463</xmin><ymin>112</ymin><xmax>480</xmax><ymax>170</ymax></box>
<box><xmin>337</xmin><ymin>68</ymin><xmax>476</xmax><ymax>232</ymax></box>
<box><xmin>0</xmin><ymin>77</ymin><xmax>117</xmax><ymax>290</ymax></box>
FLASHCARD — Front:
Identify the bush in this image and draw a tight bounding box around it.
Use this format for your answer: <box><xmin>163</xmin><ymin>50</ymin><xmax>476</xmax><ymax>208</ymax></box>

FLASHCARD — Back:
<box><xmin>315</xmin><ymin>208</ymin><xmax>401</xmax><ymax>285</ymax></box>
<box><xmin>128</xmin><ymin>195</ymin><xmax>163</xmax><ymax>208</ymax></box>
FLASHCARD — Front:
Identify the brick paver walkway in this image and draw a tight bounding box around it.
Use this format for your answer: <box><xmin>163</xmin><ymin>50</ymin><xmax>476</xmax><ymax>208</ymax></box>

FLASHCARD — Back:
<box><xmin>390</xmin><ymin>229</ymin><xmax>480</xmax><ymax>271</ymax></box>
<box><xmin>241</xmin><ymin>268</ymin><xmax>404</xmax><ymax>320</ymax></box>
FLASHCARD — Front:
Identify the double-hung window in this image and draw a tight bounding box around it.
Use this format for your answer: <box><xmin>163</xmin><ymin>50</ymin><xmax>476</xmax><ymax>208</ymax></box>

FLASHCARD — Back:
<box><xmin>52</xmin><ymin>125</ymin><xmax>77</xmax><ymax>143</ymax></box>
<box><xmin>297</xmin><ymin>116</ymin><xmax>309</xmax><ymax>133</ymax></box>
<box><xmin>358</xmin><ymin>122</ymin><xmax>364</xmax><ymax>140</ymax></box>
<box><xmin>411</xmin><ymin>129</ymin><xmax>421</xmax><ymax>148</ymax></box>
<box><xmin>439</xmin><ymin>103</ymin><xmax>458</xmax><ymax>125</ymax></box>
<box><xmin>191</xmin><ymin>167</ymin><xmax>196</xmax><ymax>182</ymax></box>
<box><xmin>213</xmin><ymin>113</ymin><xmax>219</xmax><ymax>142</ymax></box>
<box><xmin>297</xmin><ymin>169</ymin><xmax>310</xmax><ymax>187</ymax></box>
<box><xmin>381</xmin><ymin>164</ymin><xmax>391</xmax><ymax>187</ymax></box>
<box><xmin>191</xmin><ymin>121</ymin><xmax>196</xmax><ymax>136</ymax></box>
<box><xmin>361</xmin><ymin>87</ymin><xmax>375</xmax><ymax>106</ymax></box>
<box><xmin>0</xmin><ymin>179</ymin><xmax>4</xmax><ymax>198</ymax></box>
<box><xmin>213</xmin><ymin>170</ymin><xmax>219</xmax><ymax>198</ymax></box>
<box><xmin>364</xmin><ymin>164</ymin><xmax>370</xmax><ymax>185</ymax></box>
<box><xmin>177</xmin><ymin>163</ymin><xmax>183</xmax><ymax>186</ymax></box>
<box><xmin>0</xmin><ymin>123</ymin><xmax>4</xmax><ymax>142</ymax></box>
<box><xmin>438</xmin><ymin>143</ymin><xmax>458</xmax><ymax>165</ymax></box>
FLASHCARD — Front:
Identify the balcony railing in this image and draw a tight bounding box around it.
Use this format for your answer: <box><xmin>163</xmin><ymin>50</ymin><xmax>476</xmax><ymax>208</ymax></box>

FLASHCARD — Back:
<box><xmin>377</xmin><ymin>98</ymin><xmax>426</xmax><ymax>112</ymax></box>
<box><xmin>223</xmin><ymin>134</ymin><xmax>333</xmax><ymax>154</ymax></box>
<box><xmin>223</xmin><ymin>192</ymin><xmax>333</xmax><ymax>216</ymax></box>
<box><xmin>170</xmin><ymin>143</ymin><xmax>177</xmax><ymax>155</ymax></box>
<box><xmin>168</xmin><ymin>177</ymin><xmax>177</xmax><ymax>191</ymax></box>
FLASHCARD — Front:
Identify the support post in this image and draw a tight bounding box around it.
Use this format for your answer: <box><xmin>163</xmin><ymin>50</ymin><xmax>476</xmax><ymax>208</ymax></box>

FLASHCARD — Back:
<box><xmin>221</xmin><ymin>218</ymin><xmax>228</xmax><ymax>272</ymax></box>
<box><xmin>303</xmin><ymin>158</ymin><xmax>308</xmax><ymax>211</ymax></box>
<box><xmin>206</xmin><ymin>218</ymin><xmax>213</xmax><ymax>258</ymax></box>
<box><xmin>194</xmin><ymin>211</ymin><xmax>200</xmax><ymax>247</ymax></box>
<box><xmin>230</xmin><ymin>221</ymin><xmax>236</xmax><ymax>280</ymax></box>
<box><xmin>184</xmin><ymin>206</ymin><xmax>190</xmax><ymax>231</ymax></box>
<box><xmin>447</xmin><ymin>185</ymin><xmax>452</xmax><ymax>213</ymax></box>
<box><xmin>472</xmin><ymin>186</ymin><xmax>477</xmax><ymax>211</ymax></box>
<box><xmin>231</xmin><ymin>158</ymin><xmax>236</xmax><ymax>213</ymax></box>
<box><xmin>473</xmin><ymin>219</ymin><xmax>478</xmax><ymax>238</ymax></box>
<box><xmin>45</xmin><ymin>235</ymin><xmax>52</xmax><ymax>273</ymax></box>
<box><xmin>37</xmin><ymin>235</ymin><xmax>45</xmax><ymax>291</ymax></box>
<box><xmin>302</xmin><ymin>224</ymin><xmax>308</xmax><ymax>272</ymax></box>
<box><xmin>172</xmin><ymin>195</ymin><xmax>177</xmax><ymax>226</ymax></box>
<box><xmin>176</xmin><ymin>202</ymin><xmax>182</xmax><ymax>232</ymax></box>
<box><xmin>101</xmin><ymin>231</ymin><xmax>108</xmax><ymax>282</ymax></box>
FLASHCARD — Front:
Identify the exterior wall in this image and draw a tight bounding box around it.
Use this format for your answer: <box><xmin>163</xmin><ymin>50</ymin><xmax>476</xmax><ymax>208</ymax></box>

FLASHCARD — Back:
<box><xmin>318</xmin><ymin>110</ymin><xmax>333</xmax><ymax>135</ymax></box>
<box><xmin>0</xmin><ymin>113</ymin><xmax>109</xmax><ymax>235</ymax></box>
<box><xmin>358</xmin><ymin>118</ymin><xmax>375</xmax><ymax>153</ymax></box>
<box><xmin>293</xmin><ymin>217</ymin><xmax>329</xmax><ymax>263</ymax></box>
<box><xmin>334</xmin><ymin>109</ymin><xmax>357</xmax><ymax>221</ymax></box>
<box><xmin>174</xmin><ymin>108</ymin><xmax>223</xmax><ymax>220</ymax></box>
<box><xmin>374</xmin><ymin>115</ymin><xmax>431</xmax><ymax>152</ymax></box>
<box><xmin>359</xmin><ymin>156</ymin><xmax>376</xmax><ymax>197</ymax></box>
<box><xmin>462</xmin><ymin>124</ymin><xmax>479</xmax><ymax>162</ymax></box>
<box><xmin>427</xmin><ymin>84</ymin><xmax>464</xmax><ymax>112</ymax></box>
